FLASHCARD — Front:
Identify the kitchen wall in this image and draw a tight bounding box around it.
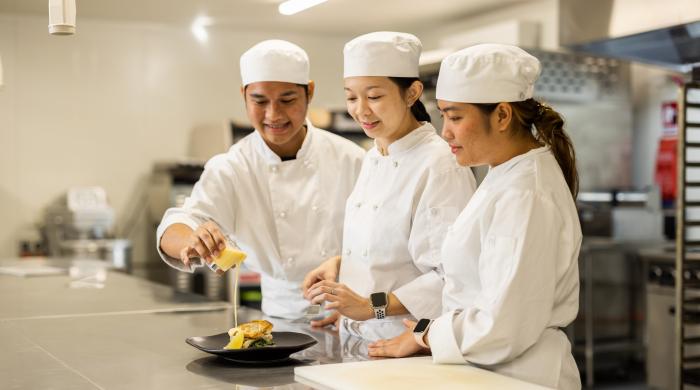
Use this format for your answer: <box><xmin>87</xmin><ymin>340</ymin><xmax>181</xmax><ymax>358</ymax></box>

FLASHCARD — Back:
<box><xmin>0</xmin><ymin>13</ymin><xmax>352</xmax><ymax>264</ymax></box>
<box><xmin>415</xmin><ymin>0</ymin><xmax>559</xmax><ymax>51</ymax></box>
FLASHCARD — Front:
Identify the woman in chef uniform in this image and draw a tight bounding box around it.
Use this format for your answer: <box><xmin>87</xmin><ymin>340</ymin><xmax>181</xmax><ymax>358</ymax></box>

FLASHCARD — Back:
<box><xmin>367</xmin><ymin>43</ymin><xmax>581</xmax><ymax>389</ymax></box>
<box><xmin>157</xmin><ymin>40</ymin><xmax>365</xmax><ymax>319</ymax></box>
<box><xmin>303</xmin><ymin>32</ymin><xmax>476</xmax><ymax>341</ymax></box>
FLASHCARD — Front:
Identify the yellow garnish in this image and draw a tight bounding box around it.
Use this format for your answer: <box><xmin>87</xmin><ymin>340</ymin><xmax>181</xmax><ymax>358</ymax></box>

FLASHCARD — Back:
<box><xmin>213</xmin><ymin>247</ymin><xmax>247</xmax><ymax>272</ymax></box>
<box><xmin>224</xmin><ymin>330</ymin><xmax>244</xmax><ymax>350</ymax></box>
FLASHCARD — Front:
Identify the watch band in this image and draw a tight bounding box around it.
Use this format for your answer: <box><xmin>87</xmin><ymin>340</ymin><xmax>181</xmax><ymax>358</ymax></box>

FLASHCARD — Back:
<box><xmin>414</xmin><ymin>331</ymin><xmax>430</xmax><ymax>348</ymax></box>
<box><xmin>373</xmin><ymin>307</ymin><xmax>386</xmax><ymax>319</ymax></box>
<box><xmin>413</xmin><ymin>319</ymin><xmax>433</xmax><ymax>348</ymax></box>
<box><xmin>369</xmin><ymin>292</ymin><xmax>388</xmax><ymax>320</ymax></box>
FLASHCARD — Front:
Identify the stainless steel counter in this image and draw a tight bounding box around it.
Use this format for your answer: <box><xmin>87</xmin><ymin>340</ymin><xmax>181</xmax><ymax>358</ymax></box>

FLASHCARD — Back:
<box><xmin>0</xmin><ymin>259</ymin><xmax>365</xmax><ymax>389</ymax></box>
<box><xmin>1</xmin><ymin>306</ymin><xmax>354</xmax><ymax>389</ymax></box>
<box><xmin>0</xmin><ymin>259</ymin><xmax>229</xmax><ymax>321</ymax></box>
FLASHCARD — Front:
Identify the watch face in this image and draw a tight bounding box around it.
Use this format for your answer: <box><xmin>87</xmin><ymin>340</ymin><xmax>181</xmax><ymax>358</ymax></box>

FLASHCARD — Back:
<box><xmin>413</xmin><ymin>318</ymin><xmax>431</xmax><ymax>333</ymax></box>
<box><xmin>370</xmin><ymin>292</ymin><xmax>387</xmax><ymax>307</ymax></box>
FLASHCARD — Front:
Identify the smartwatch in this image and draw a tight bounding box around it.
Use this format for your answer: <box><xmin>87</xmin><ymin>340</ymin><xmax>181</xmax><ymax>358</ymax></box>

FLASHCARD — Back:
<box><xmin>413</xmin><ymin>318</ymin><xmax>433</xmax><ymax>348</ymax></box>
<box><xmin>369</xmin><ymin>292</ymin><xmax>388</xmax><ymax>319</ymax></box>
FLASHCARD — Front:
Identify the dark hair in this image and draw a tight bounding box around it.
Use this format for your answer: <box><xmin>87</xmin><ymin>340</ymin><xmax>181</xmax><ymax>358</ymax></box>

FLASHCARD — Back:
<box><xmin>474</xmin><ymin>99</ymin><xmax>579</xmax><ymax>198</ymax></box>
<box><xmin>243</xmin><ymin>83</ymin><xmax>309</xmax><ymax>100</ymax></box>
<box><xmin>388</xmin><ymin>77</ymin><xmax>431</xmax><ymax>122</ymax></box>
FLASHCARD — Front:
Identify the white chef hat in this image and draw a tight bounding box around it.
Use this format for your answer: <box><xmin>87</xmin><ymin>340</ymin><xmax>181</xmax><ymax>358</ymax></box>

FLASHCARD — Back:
<box><xmin>436</xmin><ymin>43</ymin><xmax>541</xmax><ymax>103</ymax></box>
<box><xmin>343</xmin><ymin>31</ymin><xmax>421</xmax><ymax>78</ymax></box>
<box><xmin>240</xmin><ymin>39</ymin><xmax>309</xmax><ymax>86</ymax></box>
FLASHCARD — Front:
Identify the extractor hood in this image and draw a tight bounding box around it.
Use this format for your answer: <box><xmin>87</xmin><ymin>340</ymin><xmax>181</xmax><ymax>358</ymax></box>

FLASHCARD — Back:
<box><xmin>559</xmin><ymin>0</ymin><xmax>700</xmax><ymax>73</ymax></box>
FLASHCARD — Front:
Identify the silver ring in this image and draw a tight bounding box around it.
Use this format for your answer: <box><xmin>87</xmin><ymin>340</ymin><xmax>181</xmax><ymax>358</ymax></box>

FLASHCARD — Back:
<box><xmin>330</xmin><ymin>288</ymin><xmax>336</xmax><ymax>295</ymax></box>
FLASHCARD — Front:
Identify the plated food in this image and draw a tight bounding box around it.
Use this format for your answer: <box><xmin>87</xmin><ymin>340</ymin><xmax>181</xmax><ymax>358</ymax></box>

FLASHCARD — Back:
<box><xmin>186</xmin><ymin>329</ymin><xmax>317</xmax><ymax>363</ymax></box>
<box><xmin>224</xmin><ymin>320</ymin><xmax>275</xmax><ymax>350</ymax></box>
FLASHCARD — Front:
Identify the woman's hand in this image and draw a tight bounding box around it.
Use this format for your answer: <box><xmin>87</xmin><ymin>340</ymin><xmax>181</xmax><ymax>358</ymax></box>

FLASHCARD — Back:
<box><xmin>310</xmin><ymin>310</ymin><xmax>341</xmax><ymax>329</ymax></box>
<box><xmin>302</xmin><ymin>255</ymin><xmax>341</xmax><ymax>292</ymax></box>
<box><xmin>367</xmin><ymin>319</ymin><xmax>426</xmax><ymax>358</ymax></box>
<box><xmin>305</xmin><ymin>280</ymin><xmax>373</xmax><ymax>321</ymax></box>
<box><xmin>179</xmin><ymin>221</ymin><xmax>227</xmax><ymax>274</ymax></box>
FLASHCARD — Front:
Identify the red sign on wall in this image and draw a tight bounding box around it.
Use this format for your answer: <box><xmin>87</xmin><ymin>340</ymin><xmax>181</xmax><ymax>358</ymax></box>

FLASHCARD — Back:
<box><xmin>662</xmin><ymin>101</ymin><xmax>678</xmax><ymax>137</ymax></box>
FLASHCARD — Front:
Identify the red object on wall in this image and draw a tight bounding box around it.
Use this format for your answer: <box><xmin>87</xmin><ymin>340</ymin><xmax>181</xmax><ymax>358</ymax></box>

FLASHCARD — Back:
<box><xmin>661</xmin><ymin>101</ymin><xmax>678</xmax><ymax>137</ymax></box>
<box><xmin>655</xmin><ymin>137</ymin><xmax>677</xmax><ymax>202</ymax></box>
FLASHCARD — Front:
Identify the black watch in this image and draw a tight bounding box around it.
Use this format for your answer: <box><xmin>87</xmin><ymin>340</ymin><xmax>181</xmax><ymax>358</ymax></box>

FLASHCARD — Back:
<box><xmin>369</xmin><ymin>292</ymin><xmax>388</xmax><ymax>319</ymax></box>
<box><xmin>413</xmin><ymin>318</ymin><xmax>433</xmax><ymax>348</ymax></box>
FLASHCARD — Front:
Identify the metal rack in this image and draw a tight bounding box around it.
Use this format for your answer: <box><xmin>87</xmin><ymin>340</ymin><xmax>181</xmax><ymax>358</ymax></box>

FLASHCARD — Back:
<box><xmin>676</xmin><ymin>79</ymin><xmax>700</xmax><ymax>389</ymax></box>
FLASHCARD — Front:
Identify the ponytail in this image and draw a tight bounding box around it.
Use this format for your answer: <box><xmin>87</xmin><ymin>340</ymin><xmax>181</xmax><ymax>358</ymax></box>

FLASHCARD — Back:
<box><xmin>533</xmin><ymin>102</ymin><xmax>578</xmax><ymax>197</ymax></box>
<box><xmin>388</xmin><ymin>77</ymin><xmax>432</xmax><ymax>123</ymax></box>
<box><xmin>516</xmin><ymin>99</ymin><xmax>578</xmax><ymax>198</ymax></box>
<box><xmin>474</xmin><ymin>99</ymin><xmax>579</xmax><ymax>198</ymax></box>
<box><xmin>410</xmin><ymin>99</ymin><xmax>432</xmax><ymax>123</ymax></box>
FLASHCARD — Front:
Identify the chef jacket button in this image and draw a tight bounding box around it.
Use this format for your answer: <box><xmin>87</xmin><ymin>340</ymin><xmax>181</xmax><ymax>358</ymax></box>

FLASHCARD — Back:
<box><xmin>287</xmin><ymin>257</ymin><xmax>294</xmax><ymax>264</ymax></box>
<box><xmin>271</xmin><ymin>165</ymin><xmax>278</xmax><ymax>172</ymax></box>
<box><xmin>393</xmin><ymin>161</ymin><xmax>399</xmax><ymax>168</ymax></box>
<box><xmin>321</xmin><ymin>250</ymin><xmax>328</xmax><ymax>256</ymax></box>
<box><xmin>372</xmin><ymin>204</ymin><xmax>378</xmax><ymax>211</ymax></box>
<box><xmin>312</xmin><ymin>205</ymin><xmax>319</xmax><ymax>212</ymax></box>
<box><xmin>373</xmin><ymin>159</ymin><xmax>379</xmax><ymax>166</ymax></box>
<box><xmin>344</xmin><ymin>249</ymin><xmax>351</xmax><ymax>255</ymax></box>
<box><xmin>430</xmin><ymin>208</ymin><xmax>438</xmax><ymax>216</ymax></box>
<box><xmin>355</xmin><ymin>202</ymin><xmax>362</xmax><ymax>208</ymax></box>
<box><xmin>279</xmin><ymin>211</ymin><xmax>287</xmax><ymax>218</ymax></box>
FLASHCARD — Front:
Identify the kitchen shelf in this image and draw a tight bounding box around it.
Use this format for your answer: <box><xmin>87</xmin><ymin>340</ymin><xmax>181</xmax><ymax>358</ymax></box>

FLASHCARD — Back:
<box><xmin>676</xmin><ymin>81</ymin><xmax>700</xmax><ymax>389</ymax></box>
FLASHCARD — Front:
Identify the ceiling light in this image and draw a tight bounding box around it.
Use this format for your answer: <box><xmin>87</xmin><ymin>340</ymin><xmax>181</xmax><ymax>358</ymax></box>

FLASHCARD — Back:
<box><xmin>191</xmin><ymin>16</ymin><xmax>213</xmax><ymax>44</ymax></box>
<box><xmin>278</xmin><ymin>0</ymin><xmax>328</xmax><ymax>16</ymax></box>
<box><xmin>48</xmin><ymin>0</ymin><xmax>76</xmax><ymax>35</ymax></box>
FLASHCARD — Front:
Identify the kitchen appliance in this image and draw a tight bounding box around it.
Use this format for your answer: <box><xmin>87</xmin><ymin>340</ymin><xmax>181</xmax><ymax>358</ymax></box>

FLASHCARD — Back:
<box><xmin>559</xmin><ymin>0</ymin><xmax>700</xmax><ymax>73</ymax></box>
<box><xmin>43</xmin><ymin>187</ymin><xmax>132</xmax><ymax>272</ymax></box>
<box><xmin>577</xmin><ymin>189</ymin><xmax>664</xmax><ymax>239</ymax></box>
<box><xmin>646</xmin><ymin>257</ymin><xmax>700</xmax><ymax>390</ymax></box>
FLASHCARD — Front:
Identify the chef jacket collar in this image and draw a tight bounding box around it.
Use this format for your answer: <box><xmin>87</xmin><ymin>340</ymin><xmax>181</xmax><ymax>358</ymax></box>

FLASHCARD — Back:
<box><xmin>370</xmin><ymin>121</ymin><xmax>435</xmax><ymax>157</ymax></box>
<box><xmin>487</xmin><ymin>145</ymin><xmax>549</xmax><ymax>177</ymax></box>
<box><xmin>254</xmin><ymin>119</ymin><xmax>315</xmax><ymax>165</ymax></box>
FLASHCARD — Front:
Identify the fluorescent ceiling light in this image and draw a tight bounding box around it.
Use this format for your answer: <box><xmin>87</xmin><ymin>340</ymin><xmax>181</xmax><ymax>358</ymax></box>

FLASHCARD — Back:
<box><xmin>279</xmin><ymin>0</ymin><xmax>328</xmax><ymax>16</ymax></box>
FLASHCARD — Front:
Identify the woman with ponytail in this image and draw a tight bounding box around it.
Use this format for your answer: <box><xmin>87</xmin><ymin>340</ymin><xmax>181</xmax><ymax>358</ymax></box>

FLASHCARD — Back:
<box><xmin>302</xmin><ymin>32</ymin><xmax>477</xmax><ymax>344</ymax></box>
<box><xmin>369</xmin><ymin>44</ymin><xmax>582</xmax><ymax>390</ymax></box>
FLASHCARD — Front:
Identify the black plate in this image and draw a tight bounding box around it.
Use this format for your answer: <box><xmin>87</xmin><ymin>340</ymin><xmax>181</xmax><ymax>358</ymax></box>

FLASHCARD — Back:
<box><xmin>186</xmin><ymin>331</ymin><xmax>317</xmax><ymax>363</ymax></box>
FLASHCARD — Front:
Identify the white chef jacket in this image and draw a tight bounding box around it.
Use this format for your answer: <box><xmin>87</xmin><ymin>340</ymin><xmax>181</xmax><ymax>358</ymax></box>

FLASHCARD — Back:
<box><xmin>156</xmin><ymin>122</ymin><xmax>365</xmax><ymax>319</ymax></box>
<box><xmin>339</xmin><ymin>122</ymin><xmax>477</xmax><ymax>340</ymax></box>
<box><xmin>428</xmin><ymin>147</ymin><xmax>581</xmax><ymax>390</ymax></box>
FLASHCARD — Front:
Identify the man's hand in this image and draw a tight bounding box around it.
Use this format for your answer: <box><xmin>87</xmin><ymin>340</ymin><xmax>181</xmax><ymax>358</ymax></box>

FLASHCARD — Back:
<box><xmin>178</xmin><ymin>221</ymin><xmax>227</xmax><ymax>274</ymax></box>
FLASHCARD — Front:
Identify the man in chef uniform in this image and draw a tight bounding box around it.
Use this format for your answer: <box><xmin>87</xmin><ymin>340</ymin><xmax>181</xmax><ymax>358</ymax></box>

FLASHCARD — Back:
<box><xmin>157</xmin><ymin>40</ymin><xmax>365</xmax><ymax>319</ymax></box>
